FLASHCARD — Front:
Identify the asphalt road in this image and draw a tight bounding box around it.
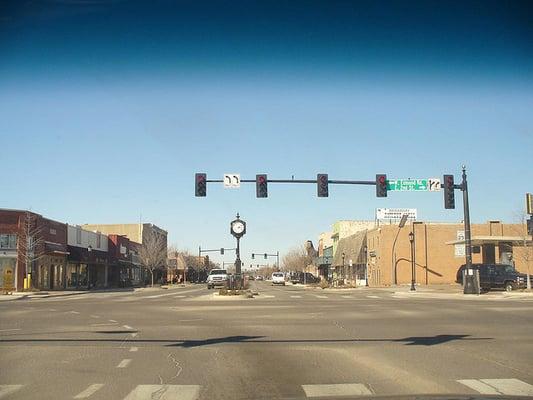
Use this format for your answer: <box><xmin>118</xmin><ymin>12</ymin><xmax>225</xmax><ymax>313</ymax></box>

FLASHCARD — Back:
<box><xmin>1</xmin><ymin>282</ymin><xmax>533</xmax><ymax>400</ymax></box>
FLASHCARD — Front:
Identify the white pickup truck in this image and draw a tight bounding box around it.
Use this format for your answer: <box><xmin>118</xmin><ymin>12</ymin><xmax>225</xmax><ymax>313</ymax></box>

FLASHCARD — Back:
<box><xmin>206</xmin><ymin>269</ymin><xmax>228</xmax><ymax>289</ymax></box>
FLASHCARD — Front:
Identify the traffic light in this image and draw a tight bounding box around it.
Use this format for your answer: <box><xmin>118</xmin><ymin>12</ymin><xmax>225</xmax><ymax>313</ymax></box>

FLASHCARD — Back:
<box><xmin>204</xmin><ymin>255</ymin><xmax>209</xmax><ymax>267</ymax></box>
<box><xmin>527</xmin><ymin>193</ymin><xmax>533</xmax><ymax>215</ymax></box>
<box><xmin>443</xmin><ymin>174</ymin><xmax>455</xmax><ymax>209</ymax></box>
<box><xmin>317</xmin><ymin>174</ymin><xmax>328</xmax><ymax>197</ymax></box>
<box><xmin>376</xmin><ymin>174</ymin><xmax>387</xmax><ymax>197</ymax></box>
<box><xmin>220</xmin><ymin>248</ymin><xmax>224</xmax><ymax>255</ymax></box>
<box><xmin>264</xmin><ymin>253</ymin><xmax>267</xmax><ymax>259</ymax></box>
<box><xmin>256</xmin><ymin>174</ymin><xmax>268</xmax><ymax>198</ymax></box>
<box><xmin>527</xmin><ymin>217</ymin><xmax>533</xmax><ymax>236</ymax></box>
<box><xmin>251</xmin><ymin>253</ymin><xmax>255</xmax><ymax>259</ymax></box>
<box><xmin>195</xmin><ymin>173</ymin><xmax>207</xmax><ymax>197</ymax></box>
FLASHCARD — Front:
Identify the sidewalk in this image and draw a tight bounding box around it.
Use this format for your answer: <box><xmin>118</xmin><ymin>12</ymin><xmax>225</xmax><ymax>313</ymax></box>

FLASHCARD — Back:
<box><xmin>0</xmin><ymin>283</ymin><xmax>198</xmax><ymax>301</ymax></box>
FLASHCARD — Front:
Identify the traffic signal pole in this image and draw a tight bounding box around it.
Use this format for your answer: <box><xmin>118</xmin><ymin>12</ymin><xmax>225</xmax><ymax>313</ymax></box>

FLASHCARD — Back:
<box><xmin>461</xmin><ymin>166</ymin><xmax>473</xmax><ymax>269</ymax></box>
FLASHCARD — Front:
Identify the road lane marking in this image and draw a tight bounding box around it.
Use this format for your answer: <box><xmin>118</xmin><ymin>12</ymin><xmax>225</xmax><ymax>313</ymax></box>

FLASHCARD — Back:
<box><xmin>366</xmin><ymin>295</ymin><xmax>380</xmax><ymax>299</ymax></box>
<box><xmin>73</xmin><ymin>383</ymin><xmax>104</xmax><ymax>399</ymax></box>
<box><xmin>49</xmin><ymin>308</ymin><xmax>57</xmax><ymax>311</ymax></box>
<box><xmin>179</xmin><ymin>319</ymin><xmax>202</xmax><ymax>322</ymax></box>
<box><xmin>458</xmin><ymin>379</ymin><xmax>533</xmax><ymax>396</ymax></box>
<box><xmin>91</xmin><ymin>323</ymin><xmax>117</xmax><ymax>327</ymax></box>
<box><xmin>0</xmin><ymin>328</ymin><xmax>21</xmax><ymax>332</ymax></box>
<box><xmin>69</xmin><ymin>311</ymin><xmax>80</xmax><ymax>314</ymax></box>
<box><xmin>0</xmin><ymin>385</ymin><xmax>24</xmax><ymax>398</ymax></box>
<box><xmin>290</xmin><ymin>295</ymin><xmax>302</xmax><ymax>298</ymax></box>
<box><xmin>123</xmin><ymin>385</ymin><xmax>200</xmax><ymax>400</ymax></box>
<box><xmin>123</xmin><ymin>325</ymin><xmax>134</xmax><ymax>330</ymax></box>
<box><xmin>262</xmin><ymin>295</ymin><xmax>275</xmax><ymax>298</ymax></box>
<box><xmin>130</xmin><ymin>347</ymin><xmax>138</xmax><ymax>352</ymax></box>
<box><xmin>315</xmin><ymin>295</ymin><xmax>328</xmax><ymax>299</ymax></box>
<box><xmin>342</xmin><ymin>295</ymin><xmax>354</xmax><ymax>299</ymax></box>
<box><xmin>117</xmin><ymin>359</ymin><xmax>132</xmax><ymax>368</ymax></box>
<box><xmin>90</xmin><ymin>315</ymin><xmax>100</xmax><ymax>318</ymax></box>
<box><xmin>174</xmin><ymin>295</ymin><xmax>186</xmax><ymax>298</ymax></box>
<box><xmin>302</xmin><ymin>383</ymin><xmax>372</xmax><ymax>397</ymax></box>
<box><xmin>108</xmin><ymin>319</ymin><xmax>117</xmax><ymax>323</ymax></box>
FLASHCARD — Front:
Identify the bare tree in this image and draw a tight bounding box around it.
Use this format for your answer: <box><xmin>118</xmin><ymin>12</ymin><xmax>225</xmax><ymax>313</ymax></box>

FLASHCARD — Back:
<box><xmin>282</xmin><ymin>245</ymin><xmax>313</xmax><ymax>272</ymax></box>
<box><xmin>138</xmin><ymin>229</ymin><xmax>167</xmax><ymax>287</ymax></box>
<box><xmin>18</xmin><ymin>212</ymin><xmax>45</xmax><ymax>289</ymax></box>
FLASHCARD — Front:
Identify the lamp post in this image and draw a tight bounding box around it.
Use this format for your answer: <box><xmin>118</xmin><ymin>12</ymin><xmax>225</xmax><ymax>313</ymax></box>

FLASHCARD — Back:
<box><xmin>341</xmin><ymin>252</ymin><xmax>346</xmax><ymax>285</ymax></box>
<box><xmin>364</xmin><ymin>246</ymin><xmax>369</xmax><ymax>287</ymax></box>
<box><xmin>409</xmin><ymin>232</ymin><xmax>416</xmax><ymax>291</ymax></box>
<box><xmin>87</xmin><ymin>245</ymin><xmax>92</xmax><ymax>290</ymax></box>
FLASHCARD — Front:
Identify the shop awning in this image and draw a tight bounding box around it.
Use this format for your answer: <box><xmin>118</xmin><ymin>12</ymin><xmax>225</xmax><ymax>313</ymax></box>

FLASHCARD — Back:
<box><xmin>446</xmin><ymin>236</ymin><xmax>533</xmax><ymax>246</ymax></box>
<box><xmin>45</xmin><ymin>241</ymin><xmax>69</xmax><ymax>255</ymax></box>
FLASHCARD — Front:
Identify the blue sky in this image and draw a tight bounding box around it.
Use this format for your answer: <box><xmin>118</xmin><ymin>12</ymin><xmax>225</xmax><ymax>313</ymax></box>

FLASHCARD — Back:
<box><xmin>1</xmin><ymin>1</ymin><xmax>532</xmax><ymax>267</ymax></box>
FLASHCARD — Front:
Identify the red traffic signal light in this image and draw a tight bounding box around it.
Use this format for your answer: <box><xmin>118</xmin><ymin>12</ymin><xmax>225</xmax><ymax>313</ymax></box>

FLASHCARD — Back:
<box><xmin>443</xmin><ymin>174</ymin><xmax>455</xmax><ymax>209</ymax></box>
<box><xmin>256</xmin><ymin>174</ymin><xmax>268</xmax><ymax>198</ymax></box>
<box><xmin>317</xmin><ymin>174</ymin><xmax>328</xmax><ymax>197</ymax></box>
<box><xmin>376</xmin><ymin>174</ymin><xmax>387</xmax><ymax>197</ymax></box>
<box><xmin>195</xmin><ymin>173</ymin><xmax>207</xmax><ymax>197</ymax></box>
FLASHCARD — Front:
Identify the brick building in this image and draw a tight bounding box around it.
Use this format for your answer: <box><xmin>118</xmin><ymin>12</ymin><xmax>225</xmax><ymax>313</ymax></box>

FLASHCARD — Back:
<box><xmin>0</xmin><ymin>209</ymin><xmax>68</xmax><ymax>291</ymax></box>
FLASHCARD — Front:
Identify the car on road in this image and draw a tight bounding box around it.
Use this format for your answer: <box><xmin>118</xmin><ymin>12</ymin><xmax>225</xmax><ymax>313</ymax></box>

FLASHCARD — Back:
<box><xmin>290</xmin><ymin>272</ymin><xmax>320</xmax><ymax>284</ymax></box>
<box><xmin>206</xmin><ymin>269</ymin><xmax>229</xmax><ymax>289</ymax></box>
<box><xmin>271</xmin><ymin>272</ymin><xmax>285</xmax><ymax>285</ymax></box>
<box><xmin>255</xmin><ymin>275</ymin><xmax>264</xmax><ymax>281</ymax></box>
<box><xmin>456</xmin><ymin>263</ymin><xmax>528</xmax><ymax>291</ymax></box>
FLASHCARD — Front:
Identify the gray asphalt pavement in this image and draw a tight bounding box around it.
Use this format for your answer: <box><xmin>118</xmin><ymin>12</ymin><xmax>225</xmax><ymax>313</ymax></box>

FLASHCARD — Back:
<box><xmin>1</xmin><ymin>282</ymin><xmax>533</xmax><ymax>400</ymax></box>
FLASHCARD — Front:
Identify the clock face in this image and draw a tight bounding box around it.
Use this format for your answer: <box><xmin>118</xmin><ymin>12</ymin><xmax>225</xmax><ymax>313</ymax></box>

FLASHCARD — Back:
<box><xmin>232</xmin><ymin>221</ymin><xmax>245</xmax><ymax>234</ymax></box>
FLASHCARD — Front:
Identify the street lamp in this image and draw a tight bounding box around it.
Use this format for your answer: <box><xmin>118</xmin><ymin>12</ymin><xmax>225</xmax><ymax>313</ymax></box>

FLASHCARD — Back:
<box><xmin>409</xmin><ymin>231</ymin><xmax>416</xmax><ymax>291</ymax></box>
<box><xmin>364</xmin><ymin>246</ymin><xmax>369</xmax><ymax>287</ymax></box>
<box><xmin>341</xmin><ymin>252</ymin><xmax>346</xmax><ymax>285</ymax></box>
<box><xmin>87</xmin><ymin>245</ymin><xmax>92</xmax><ymax>290</ymax></box>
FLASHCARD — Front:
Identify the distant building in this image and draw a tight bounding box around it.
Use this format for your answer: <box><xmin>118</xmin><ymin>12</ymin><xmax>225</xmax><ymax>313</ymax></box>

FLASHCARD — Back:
<box><xmin>331</xmin><ymin>220</ymin><xmax>375</xmax><ymax>255</ymax></box>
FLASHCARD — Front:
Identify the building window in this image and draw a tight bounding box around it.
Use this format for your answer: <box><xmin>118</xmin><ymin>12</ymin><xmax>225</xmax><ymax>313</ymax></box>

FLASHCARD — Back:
<box><xmin>0</xmin><ymin>234</ymin><xmax>17</xmax><ymax>249</ymax></box>
<box><xmin>50</xmin><ymin>228</ymin><xmax>56</xmax><ymax>235</ymax></box>
<box><xmin>76</xmin><ymin>228</ymin><xmax>81</xmax><ymax>244</ymax></box>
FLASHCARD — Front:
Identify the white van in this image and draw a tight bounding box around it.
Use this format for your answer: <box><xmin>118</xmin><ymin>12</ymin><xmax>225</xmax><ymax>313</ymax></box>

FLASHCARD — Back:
<box><xmin>271</xmin><ymin>272</ymin><xmax>285</xmax><ymax>286</ymax></box>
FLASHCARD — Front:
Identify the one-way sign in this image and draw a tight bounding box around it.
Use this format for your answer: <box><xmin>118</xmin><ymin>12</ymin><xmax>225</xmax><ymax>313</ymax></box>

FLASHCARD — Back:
<box><xmin>224</xmin><ymin>174</ymin><xmax>241</xmax><ymax>188</ymax></box>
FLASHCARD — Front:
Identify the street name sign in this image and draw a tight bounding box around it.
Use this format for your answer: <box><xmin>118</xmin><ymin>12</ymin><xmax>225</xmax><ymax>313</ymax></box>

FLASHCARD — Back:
<box><xmin>224</xmin><ymin>174</ymin><xmax>241</xmax><ymax>188</ymax></box>
<box><xmin>387</xmin><ymin>178</ymin><xmax>442</xmax><ymax>192</ymax></box>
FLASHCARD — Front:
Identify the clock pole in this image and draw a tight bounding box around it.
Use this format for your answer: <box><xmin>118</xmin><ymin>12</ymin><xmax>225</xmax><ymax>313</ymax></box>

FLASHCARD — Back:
<box><xmin>230</xmin><ymin>213</ymin><xmax>246</xmax><ymax>290</ymax></box>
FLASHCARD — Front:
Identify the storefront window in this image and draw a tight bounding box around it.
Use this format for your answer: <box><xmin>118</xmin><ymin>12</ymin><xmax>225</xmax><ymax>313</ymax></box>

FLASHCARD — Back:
<box><xmin>67</xmin><ymin>264</ymin><xmax>78</xmax><ymax>288</ymax></box>
<box><xmin>78</xmin><ymin>264</ymin><xmax>88</xmax><ymax>287</ymax></box>
<box><xmin>0</xmin><ymin>258</ymin><xmax>17</xmax><ymax>288</ymax></box>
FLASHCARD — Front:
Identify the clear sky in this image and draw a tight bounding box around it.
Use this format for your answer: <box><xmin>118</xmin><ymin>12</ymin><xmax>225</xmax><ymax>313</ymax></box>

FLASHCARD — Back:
<box><xmin>1</xmin><ymin>0</ymin><xmax>532</xmax><ymax>268</ymax></box>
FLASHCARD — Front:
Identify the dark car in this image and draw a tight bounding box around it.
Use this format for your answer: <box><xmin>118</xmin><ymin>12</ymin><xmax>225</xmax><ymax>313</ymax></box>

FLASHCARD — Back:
<box><xmin>456</xmin><ymin>263</ymin><xmax>528</xmax><ymax>292</ymax></box>
<box><xmin>290</xmin><ymin>272</ymin><xmax>321</xmax><ymax>284</ymax></box>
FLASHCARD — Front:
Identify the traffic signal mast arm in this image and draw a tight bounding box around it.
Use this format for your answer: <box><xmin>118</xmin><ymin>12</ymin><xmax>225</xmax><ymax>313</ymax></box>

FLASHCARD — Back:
<box><xmin>203</xmin><ymin>178</ymin><xmax>375</xmax><ymax>184</ymax></box>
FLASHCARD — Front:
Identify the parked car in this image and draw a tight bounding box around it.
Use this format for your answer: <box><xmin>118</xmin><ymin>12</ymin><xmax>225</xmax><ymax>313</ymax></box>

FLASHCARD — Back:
<box><xmin>456</xmin><ymin>263</ymin><xmax>528</xmax><ymax>291</ymax></box>
<box><xmin>271</xmin><ymin>272</ymin><xmax>285</xmax><ymax>285</ymax></box>
<box><xmin>206</xmin><ymin>269</ymin><xmax>228</xmax><ymax>289</ymax></box>
<box><xmin>290</xmin><ymin>272</ymin><xmax>320</xmax><ymax>284</ymax></box>
<box><xmin>247</xmin><ymin>275</ymin><xmax>255</xmax><ymax>281</ymax></box>
<box><xmin>255</xmin><ymin>275</ymin><xmax>264</xmax><ymax>281</ymax></box>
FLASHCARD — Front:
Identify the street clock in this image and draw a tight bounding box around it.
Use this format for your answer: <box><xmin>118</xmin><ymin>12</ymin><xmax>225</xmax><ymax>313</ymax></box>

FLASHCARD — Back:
<box><xmin>230</xmin><ymin>214</ymin><xmax>246</xmax><ymax>238</ymax></box>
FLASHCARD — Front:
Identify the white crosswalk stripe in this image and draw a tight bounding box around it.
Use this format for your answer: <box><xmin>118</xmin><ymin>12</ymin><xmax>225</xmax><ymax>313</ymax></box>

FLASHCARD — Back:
<box><xmin>123</xmin><ymin>385</ymin><xmax>200</xmax><ymax>400</ymax></box>
<box><xmin>290</xmin><ymin>295</ymin><xmax>302</xmax><ymax>298</ymax></box>
<box><xmin>315</xmin><ymin>295</ymin><xmax>328</xmax><ymax>299</ymax></box>
<box><xmin>366</xmin><ymin>295</ymin><xmax>380</xmax><ymax>299</ymax></box>
<box><xmin>342</xmin><ymin>295</ymin><xmax>354</xmax><ymax>299</ymax></box>
<box><xmin>458</xmin><ymin>379</ymin><xmax>533</xmax><ymax>396</ymax></box>
<box><xmin>0</xmin><ymin>385</ymin><xmax>24</xmax><ymax>399</ymax></box>
<box><xmin>73</xmin><ymin>383</ymin><xmax>105</xmax><ymax>399</ymax></box>
<box><xmin>302</xmin><ymin>383</ymin><xmax>372</xmax><ymax>397</ymax></box>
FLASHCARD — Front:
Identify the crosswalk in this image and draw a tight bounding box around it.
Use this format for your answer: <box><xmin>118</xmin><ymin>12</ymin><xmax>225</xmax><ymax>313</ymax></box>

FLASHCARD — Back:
<box><xmin>2</xmin><ymin>379</ymin><xmax>533</xmax><ymax>399</ymax></box>
<box><xmin>0</xmin><ymin>378</ymin><xmax>533</xmax><ymax>400</ymax></box>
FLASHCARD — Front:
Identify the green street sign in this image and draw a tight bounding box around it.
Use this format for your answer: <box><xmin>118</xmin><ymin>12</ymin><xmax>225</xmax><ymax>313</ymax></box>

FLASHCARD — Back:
<box><xmin>387</xmin><ymin>179</ymin><xmax>428</xmax><ymax>191</ymax></box>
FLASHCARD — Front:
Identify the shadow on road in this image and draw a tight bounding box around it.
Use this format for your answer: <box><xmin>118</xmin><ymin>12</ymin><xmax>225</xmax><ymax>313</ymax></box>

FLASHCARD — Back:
<box><xmin>0</xmin><ymin>334</ymin><xmax>491</xmax><ymax>347</ymax></box>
